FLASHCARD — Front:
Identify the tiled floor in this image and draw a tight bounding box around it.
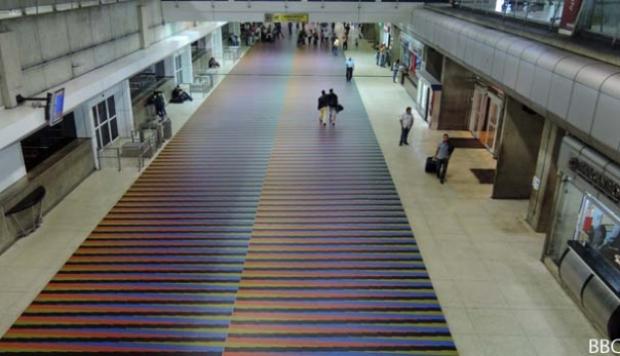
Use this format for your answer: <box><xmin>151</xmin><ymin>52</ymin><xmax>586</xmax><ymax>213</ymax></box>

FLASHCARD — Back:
<box><xmin>0</xmin><ymin>29</ymin><xmax>603</xmax><ymax>355</ymax></box>
<box><xmin>0</xmin><ymin>48</ymin><xmax>247</xmax><ymax>338</ymax></box>
<box><xmin>348</xmin><ymin>37</ymin><xmax>603</xmax><ymax>356</ymax></box>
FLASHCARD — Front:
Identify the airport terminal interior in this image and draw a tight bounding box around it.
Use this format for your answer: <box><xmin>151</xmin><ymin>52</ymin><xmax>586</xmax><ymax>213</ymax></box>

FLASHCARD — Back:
<box><xmin>0</xmin><ymin>0</ymin><xmax>620</xmax><ymax>354</ymax></box>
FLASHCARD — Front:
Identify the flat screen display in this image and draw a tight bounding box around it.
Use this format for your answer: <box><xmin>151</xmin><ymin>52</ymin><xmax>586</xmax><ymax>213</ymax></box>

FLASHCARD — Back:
<box><xmin>47</xmin><ymin>88</ymin><xmax>65</xmax><ymax>126</ymax></box>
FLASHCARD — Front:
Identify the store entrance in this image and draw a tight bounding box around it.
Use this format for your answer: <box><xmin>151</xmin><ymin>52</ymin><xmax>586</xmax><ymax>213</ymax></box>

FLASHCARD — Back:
<box><xmin>468</xmin><ymin>85</ymin><xmax>503</xmax><ymax>156</ymax></box>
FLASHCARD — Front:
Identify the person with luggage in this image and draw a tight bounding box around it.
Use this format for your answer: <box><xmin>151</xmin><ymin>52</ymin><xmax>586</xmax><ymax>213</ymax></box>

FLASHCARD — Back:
<box><xmin>434</xmin><ymin>133</ymin><xmax>455</xmax><ymax>184</ymax></box>
<box><xmin>326</xmin><ymin>89</ymin><xmax>339</xmax><ymax>126</ymax></box>
<box><xmin>345</xmin><ymin>57</ymin><xmax>355</xmax><ymax>82</ymax></box>
<box><xmin>399</xmin><ymin>107</ymin><xmax>414</xmax><ymax>146</ymax></box>
<box><xmin>317</xmin><ymin>90</ymin><xmax>329</xmax><ymax>126</ymax></box>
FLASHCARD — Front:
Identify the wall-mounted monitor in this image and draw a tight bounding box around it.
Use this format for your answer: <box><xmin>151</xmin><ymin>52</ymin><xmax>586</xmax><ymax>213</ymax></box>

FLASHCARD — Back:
<box><xmin>46</xmin><ymin>88</ymin><xmax>65</xmax><ymax>126</ymax></box>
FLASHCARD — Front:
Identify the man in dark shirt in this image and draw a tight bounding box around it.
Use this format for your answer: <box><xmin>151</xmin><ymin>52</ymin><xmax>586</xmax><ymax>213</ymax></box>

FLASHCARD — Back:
<box><xmin>317</xmin><ymin>90</ymin><xmax>328</xmax><ymax>126</ymax></box>
<box><xmin>326</xmin><ymin>89</ymin><xmax>339</xmax><ymax>126</ymax></box>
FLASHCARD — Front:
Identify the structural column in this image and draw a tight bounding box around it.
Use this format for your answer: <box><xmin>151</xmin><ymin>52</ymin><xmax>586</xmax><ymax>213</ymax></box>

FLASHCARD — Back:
<box><xmin>492</xmin><ymin>97</ymin><xmax>545</xmax><ymax>199</ymax></box>
<box><xmin>526</xmin><ymin>120</ymin><xmax>564</xmax><ymax>232</ymax></box>
<box><xmin>0</xmin><ymin>31</ymin><xmax>24</xmax><ymax>108</ymax></box>
<box><xmin>137</xmin><ymin>4</ymin><xmax>153</xmax><ymax>49</ymax></box>
<box><xmin>436</xmin><ymin>57</ymin><xmax>473</xmax><ymax>130</ymax></box>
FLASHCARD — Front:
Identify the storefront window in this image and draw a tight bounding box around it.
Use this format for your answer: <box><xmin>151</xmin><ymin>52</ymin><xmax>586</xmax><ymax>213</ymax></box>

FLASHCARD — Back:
<box><xmin>578</xmin><ymin>198</ymin><xmax>620</xmax><ymax>269</ymax></box>
<box><xmin>549</xmin><ymin>179</ymin><xmax>620</xmax><ymax>270</ymax></box>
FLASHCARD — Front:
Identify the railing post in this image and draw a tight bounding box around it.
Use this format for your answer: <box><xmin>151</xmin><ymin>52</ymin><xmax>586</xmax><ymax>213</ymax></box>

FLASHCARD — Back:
<box><xmin>116</xmin><ymin>147</ymin><xmax>121</xmax><ymax>172</ymax></box>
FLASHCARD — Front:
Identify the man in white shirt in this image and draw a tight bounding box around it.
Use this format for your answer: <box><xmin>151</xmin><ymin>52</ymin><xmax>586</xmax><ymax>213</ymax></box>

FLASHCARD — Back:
<box><xmin>345</xmin><ymin>57</ymin><xmax>355</xmax><ymax>82</ymax></box>
<box><xmin>399</xmin><ymin>107</ymin><xmax>414</xmax><ymax>146</ymax></box>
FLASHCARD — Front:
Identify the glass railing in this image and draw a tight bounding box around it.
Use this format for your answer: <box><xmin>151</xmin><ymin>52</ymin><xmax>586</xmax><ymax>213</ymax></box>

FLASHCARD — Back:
<box><xmin>582</xmin><ymin>0</ymin><xmax>620</xmax><ymax>39</ymax></box>
<box><xmin>454</xmin><ymin>0</ymin><xmax>619</xmax><ymax>40</ymax></box>
<box><xmin>454</xmin><ymin>0</ymin><xmax>564</xmax><ymax>25</ymax></box>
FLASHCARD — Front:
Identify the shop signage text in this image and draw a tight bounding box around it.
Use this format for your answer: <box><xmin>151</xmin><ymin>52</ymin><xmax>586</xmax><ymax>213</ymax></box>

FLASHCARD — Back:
<box><xmin>569</xmin><ymin>157</ymin><xmax>620</xmax><ymax>204</ymax></box>
<box><xmin>265</xmin><ymin>13</ymin><xmax>309</xmax><ymax>23</ymax></box>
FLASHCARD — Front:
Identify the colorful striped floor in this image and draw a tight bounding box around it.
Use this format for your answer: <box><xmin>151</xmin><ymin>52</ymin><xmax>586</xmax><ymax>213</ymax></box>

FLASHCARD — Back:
<box><xmin>0</xmin><ymin>40</ymin><xmax>456</xmax><ymax>354</ymax></box>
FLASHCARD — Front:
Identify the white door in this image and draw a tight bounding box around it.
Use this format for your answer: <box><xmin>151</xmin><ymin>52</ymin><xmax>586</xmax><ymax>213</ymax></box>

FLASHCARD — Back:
<box><xmin>484</xmin><ymin>92</ymin><xmax>503</xmax><ymax>153</ymax></box>
<box><xmin>469</xmin><ymin>85</ymin><xmax>487</xmax><ymax>136</ymax></box>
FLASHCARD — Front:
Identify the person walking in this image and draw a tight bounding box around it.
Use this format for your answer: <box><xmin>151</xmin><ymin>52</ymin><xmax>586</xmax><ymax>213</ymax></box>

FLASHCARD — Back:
<box><xmin>345</xmin><ymin>57</ymin><xmax>354</xmax><ymax>82</ymax></box>
<box><xmin>288</xmin><ymin>22</ymin><xmax>293</xmax><ymax>35</ymax></box>
<box><xmin>399</xmin><ymin>107</ymin><xmax>414</xmax><ymax>146</ymax></box>
<box><xmin>332</xmin><ymin>37</ymin><xmax>340</xmax><ymax>56</ymax></box>
<box><xmin>326</xmin><ymin>89</ymin><xmax>339</xmax><ymax>126</ymax></box>
<box><xmin>434</xmin><ymin>133</ymin><xmax>455</xmax><ymax>184</ymax></box>
<box><xmin>343</xmin><ymin>38</ymin><xmax>348</xmax><ymax>51</ymax></box>
<box><xmin>379</xmin><ymin>46</ymin><xmax>386</xmax><ymax>67</ymax></box>
<box><xmin>317</xmin><ymin>90</ymin><xmax>329</xmax><ymax>126</ymax></box>
<box><xmin>392</xmin><ymin>59</ymin><xmax>401</xmax><ymax>83</ymax></box>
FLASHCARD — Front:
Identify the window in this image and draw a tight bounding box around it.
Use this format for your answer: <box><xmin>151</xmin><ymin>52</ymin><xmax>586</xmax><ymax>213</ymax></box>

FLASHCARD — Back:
<box><xmin>92</xmin><ymin>96</ymin><xmax>119</xmax><ymax>150</ymax></box>
<box><xmin>174</xmin><ymin>54</ymin><xmax>184</xmax><ymax>84</ymax></box>
<box><xmin>577</xmin><ymin>197</ymin><xmax>620</xmax><ymax>270</ymax></box>
<box><xmin>548</xmin><ymin>179</ymin><xmax>620</xmax><ymax>271</ymax></box>
<box><xmin>20</xmin><ymin>113</ymin><xmax>77</xmax><ymax>172</ymax></box>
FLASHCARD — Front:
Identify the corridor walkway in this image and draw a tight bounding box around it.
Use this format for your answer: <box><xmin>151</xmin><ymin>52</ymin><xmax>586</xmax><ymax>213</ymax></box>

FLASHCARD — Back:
<box><xmin>0</xmin><ymin>38</ymin><xmax>456</xmax><ymax>353</ymax></box>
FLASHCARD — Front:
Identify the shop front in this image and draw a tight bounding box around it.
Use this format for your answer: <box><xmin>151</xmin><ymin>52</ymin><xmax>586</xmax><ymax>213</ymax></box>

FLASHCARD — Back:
<box><xmin>468</xmin><ymin>82</ymin><xmax>505</xmax><ymax>156</ymax></box>
<box><xmin>544</xmin><ymin>136</ymin><xmax>620</xmax><ymax>339</ymax></box>
<box><xmin>399</xmin><ymin>31</ymin><xmax>424</xmax><ymax>85</ymax></box>
<box><xmin>414</xmin><ymin>70</ymin><xmax>442</xmax><ymax>127</ymax></box>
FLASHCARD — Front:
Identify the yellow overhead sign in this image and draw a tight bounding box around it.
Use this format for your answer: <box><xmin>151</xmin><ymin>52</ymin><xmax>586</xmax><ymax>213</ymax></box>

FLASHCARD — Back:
<box><xmin>265</xmin><ymin>13</ymin><xmax>309</xmax><ymax>23</ymax></box>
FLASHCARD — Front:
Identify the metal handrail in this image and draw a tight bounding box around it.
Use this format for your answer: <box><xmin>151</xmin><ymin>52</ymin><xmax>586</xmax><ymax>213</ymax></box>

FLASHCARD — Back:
<box><xmin>97</xmin><ymin>147</ymin><xmax>121</xmax><ymax>172</ymax></box>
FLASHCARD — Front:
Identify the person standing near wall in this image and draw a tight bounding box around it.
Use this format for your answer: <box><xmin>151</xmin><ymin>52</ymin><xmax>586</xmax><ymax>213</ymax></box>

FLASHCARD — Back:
<box><xmin>399</xmin><ymin>107</ymin><xmax>414</xmax><ymax>146</ymax></box>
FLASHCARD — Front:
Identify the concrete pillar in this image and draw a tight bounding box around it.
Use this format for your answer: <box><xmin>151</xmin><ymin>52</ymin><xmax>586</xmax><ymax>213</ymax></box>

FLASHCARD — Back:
<box><xmin>390</xmin><ymin>26</ymin><xmax>401</xmax><ymax>62</ymax></box>
<box><xmin>181</xmin><ymin>45</ymin><xmax>193</xmax><ymax>84</ymax></box>
<box><xmin>526</xmin><ymin>120</ymin><xmax>564</xmax><ymax>232</ymax></box>
<box><xmin>0</xmin><ymin>31</ymin><xmax>24</xmax><ymax>108</ymax></box>
<box><xmin>424</xmin><ymin>46</ymin><xmax>443</xmax><ymax>82</ymax></box>
<box><xmin>138</xmin><ymin>4</ymin><xmax>152</xmax><ymax>49</ymax></box>
<box><xmin>0</xmin><ymin>142</ymin><xmax>26</xmax><ymax>193</ymax></box>
<box><xmin>492</xmin><ymin>97</ymin><xmax>545</xmax><ymax>199</ymax></box>
<box><xmin>212</xmin><ymin>28</ymin><xmax>223</xmax><ymax>63</ymax></box>
<box><xmin>436</xmin><ymin>57</ymin><xmax>473</xmax><ymax>130</ymax></box>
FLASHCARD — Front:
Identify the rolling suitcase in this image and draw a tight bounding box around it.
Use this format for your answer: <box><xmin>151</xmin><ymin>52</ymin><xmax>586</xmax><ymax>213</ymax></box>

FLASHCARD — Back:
<box><xmin>425</xmin><ymin>157</ymin><xmax>437</xmax><ymax>173</ymax></box>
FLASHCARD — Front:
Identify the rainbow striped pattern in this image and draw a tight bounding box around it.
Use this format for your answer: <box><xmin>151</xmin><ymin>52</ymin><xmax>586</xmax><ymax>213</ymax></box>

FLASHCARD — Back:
<box><xmin>0</xmin><ymin>43</ymin><xmax>456</xmax><ymax>354</ymax></box>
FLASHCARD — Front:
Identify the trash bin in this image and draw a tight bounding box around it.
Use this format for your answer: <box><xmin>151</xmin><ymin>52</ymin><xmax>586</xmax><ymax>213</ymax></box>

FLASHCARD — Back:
<box><xmin>5</xmin><ymin>186</ymin><xmax>46</xmax><ymax>238</ymax></box>
<box><xmin>162</xmin><ymin>118</ymin><xmax>172</xmax><ymax>140</ymax></box>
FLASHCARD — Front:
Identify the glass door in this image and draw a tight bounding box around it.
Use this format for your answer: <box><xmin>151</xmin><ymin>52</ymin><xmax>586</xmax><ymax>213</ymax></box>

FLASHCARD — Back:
<box><xmin>484</xmin><ymin>92</ymin><xmax>503</xmax><ymax>153</ymax></box>
<box><xmin>418</xmin><ymin>81</ymin><xmax>429</xmax><ymax>122</ymax></box>
<box><xmin>469</xmin><ymin>85</ymin><xmax>486</xmax><ymax>134</ymax></box>
<box><xmin>547</xmin><ymin>179</ymin><xmax>585</xmax><ymax>263</ymax></box>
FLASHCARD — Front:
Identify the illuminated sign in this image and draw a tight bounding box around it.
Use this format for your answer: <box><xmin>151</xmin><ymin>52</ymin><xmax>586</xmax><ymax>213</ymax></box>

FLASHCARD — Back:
<box><xmin>265</xmin><ymin>13</ymin><xmax>309</xmax><ymax>23</ymax></box>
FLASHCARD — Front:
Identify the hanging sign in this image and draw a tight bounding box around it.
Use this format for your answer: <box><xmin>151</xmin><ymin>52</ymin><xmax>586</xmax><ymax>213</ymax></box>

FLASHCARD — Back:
<box><xmin>265</xmin><ymin>13</ymin><xmax>309</xmax><ymax>23</ymax></box>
